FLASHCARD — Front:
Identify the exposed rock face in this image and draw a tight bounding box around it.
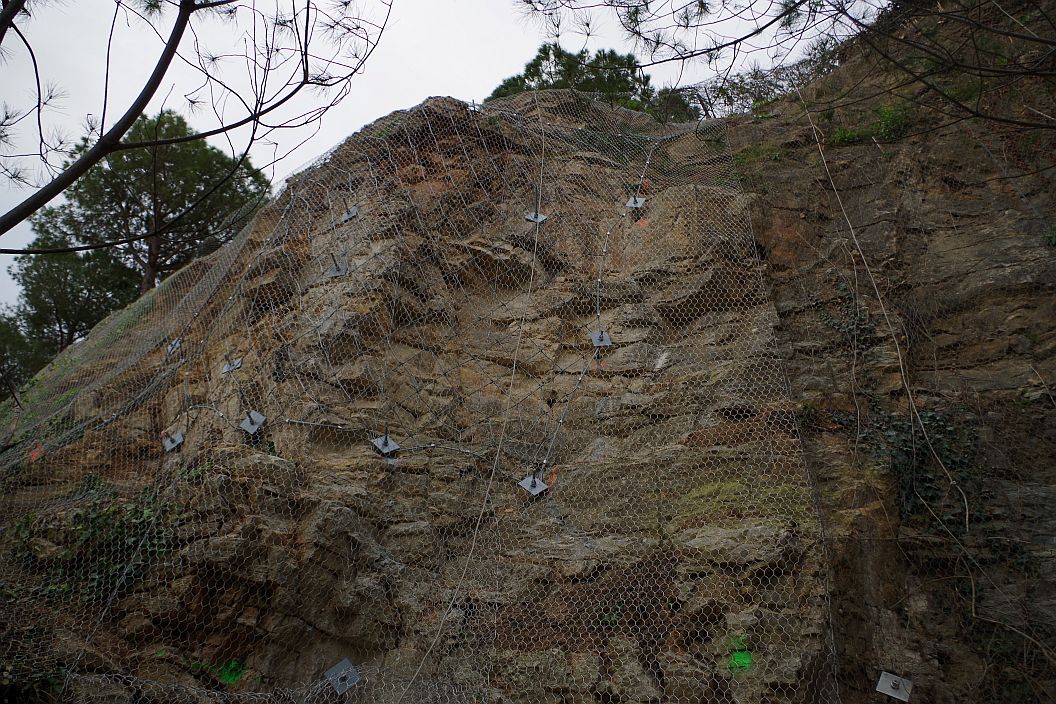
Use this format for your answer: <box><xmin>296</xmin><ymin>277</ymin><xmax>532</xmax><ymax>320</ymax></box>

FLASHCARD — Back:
<box><xmin>0</xmin><ymin>92</ymin><xmax>834</xmax><ymax>703</ymax></box>
<box><xmin>731</xmin><ymin>45</ymin><xmax>1056</xmax><ymax>703</ymax></box>
<box><xmin>3</xmin><ymin>72</ymin><xmax>1051</xmax><ymax>704</ymax></box>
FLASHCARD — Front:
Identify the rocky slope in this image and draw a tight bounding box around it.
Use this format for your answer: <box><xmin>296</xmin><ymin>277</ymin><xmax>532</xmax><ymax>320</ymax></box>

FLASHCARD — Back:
<box><xmin>1</xmin><ymin>92</ymin><xmax>836</xmax><ymax>703</ymax></box>
<box><xmin>1</xmin><ymin>20</ymin><xmax>1054</xmax><ymax>703</ymax></box>
<box><xmin>730</xmin><ymin>31</ymin><xmax>1056</xmax><ymax>702</ymax></box>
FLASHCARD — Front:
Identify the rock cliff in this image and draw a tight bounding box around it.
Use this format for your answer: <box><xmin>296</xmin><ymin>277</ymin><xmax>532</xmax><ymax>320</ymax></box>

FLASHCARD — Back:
<box><xmin>1</xmin><ymin>44</ymin><xmax>1053</xmax><ymax>704</ymax></box>
<box><xmin>1</xmin><ymin>92</ymin><xmax>835</xmax><ymax>703</ymax></box>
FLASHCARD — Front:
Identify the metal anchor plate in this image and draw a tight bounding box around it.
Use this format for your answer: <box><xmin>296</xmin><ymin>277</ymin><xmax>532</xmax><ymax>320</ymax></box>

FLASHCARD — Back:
<box><xmin>591</xmin><ymin>331</ymin><xmax>613</xmax><ymax>348</ymax></box>
<box><xmin>162</xmin><ymin>431</ymin><xmax>184</xmax><ymax>452</ymax></box>
<box><xmin>876</xmin><ymin>672</ymin><xmax>912</xmax><ymax>702</ymax></box>
<box><xmin>518</xmin><ymin>474</ymin><xmax>549</xmax><ymax>496</ymax></box>
<box><xmin>240</xmin><ymin>410</ymin><xmax>266</xmax><ymax>435</ymax></box>
<box><xmin>325</xmin><ymin>659</ymin><xmax>361</xmax><ymax>694</ymax></box>
<box><xmin>371</xmin><ymin>434</ymin><xmax>400</xmax><ymax>456</ymax></box>
<box><xmin>339</xmin><ymin>205</ymin><xmax>359</xmax><ymax>224</ymax></box>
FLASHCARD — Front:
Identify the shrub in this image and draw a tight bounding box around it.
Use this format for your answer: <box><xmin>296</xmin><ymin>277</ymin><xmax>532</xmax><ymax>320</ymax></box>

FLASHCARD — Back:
<box><xmin>831</xmin><ymin>102</ymin><xmax>911</xmax><ymax>145</ymax></box>
<box><xmin>874</xmin><ymin>104</ymin><xmax>910</xmax><ymax>140</ymax></box>
<box><xmin>832</xmin><ymin>127</ymin><xmax>863</xmax><ymax>145</ymax></box>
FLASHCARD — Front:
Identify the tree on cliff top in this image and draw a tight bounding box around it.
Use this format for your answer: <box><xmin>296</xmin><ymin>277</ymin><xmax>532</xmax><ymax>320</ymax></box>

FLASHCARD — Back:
<box><xmin>519</xmin><ymin>1</ymin><xmax>1056</xmax><ymax>129</ymax></box>
<box><xmin>0</xmin><ymin>111</ymin><xmax>270</xmax><ymax>394</ymax></box>
<box><xmin>488</xmin><ymin>42</ymin><xmax>700</xmax><ymax>122</ymax></box>
<box><xmin>489</xmin><ymin>43</ymin><xmax>653</xmax><ymax>106</ymax></box>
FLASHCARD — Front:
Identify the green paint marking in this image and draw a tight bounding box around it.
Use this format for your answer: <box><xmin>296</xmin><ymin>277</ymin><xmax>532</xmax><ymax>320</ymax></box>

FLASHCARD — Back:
<box><xmin>728</xmin><ymin>649</ymin><xmax>753</xmax><ymax>671</ymax></box>
<box><xmin>189</xmin><ymin>658</ymin><xmax>247</xmax><ymax>685</ymax></box>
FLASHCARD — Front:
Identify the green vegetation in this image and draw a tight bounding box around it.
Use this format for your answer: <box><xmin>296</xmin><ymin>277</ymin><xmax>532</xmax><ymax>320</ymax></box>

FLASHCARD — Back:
<box><xmin>796</xmin><ymin>401</ymin><xmax>822</xmax><ymax>430</ymax></box>
<box><xmin>674</xmin><ymin>479</ymin><xmax>811</xmax><ymax>527</ymax></box>
<box><xmin>599</xmin><ymin>603</ymin><xmax>623</xmax><ymax>628</ymax></box>
<box><xmin>831</xmin><ymin>127</ymin><xmax>859</xmax><ymax>146</ymax></box>
<box><xmin>1045</xmin><ymin>226</ymin><xmax>1056</xmax><ymax>247</ymax></box>
<box><xmin>33</xmin><ymin>110</ymin><xmax>270</xmax><ymax>293</ymax></box>
<box><xmin>817</xmin><ymin>280</ymin><xmax>878</xmax><ymax>344</ymax></box>
<box><xmin>944</xmin><ymin>74</ymin><xmax>985</xmax><ymax>103</ymax></box>
<box><xmin>487</xmin><ymin>43</ymin><xmax>700</xmax><ymax>123</ymax></box>
<box><xmin>179</xmin><ymin>461</ymin><xmax>208</xmax><ymax>484</ymax></box>
<box><xmin>0</xmin><ymin>659</ymin><xmax>60</xmax><ymax>703</ymax></box>
<box><xmin>866</xmin><ymin>409</ymin><xmax>976</xmax><ymax>522</ymax></box>
<box><xmin>488</xmin><ymin>43</ymin><xmax>650</xmax><ymax>104</ymax></box>
<box><xmin>10</xmin><ymin>478</ymin><xmax>174</xmax><ymax>602</ymax></box>
<box><xmin>751</xmin><ymin>99</ymin><xmax>773</xmax><ymax>115</ymax></box>
<box><xmin>698</xmin><ymin>37</ymin><xmax>839</xmax><ymax>116</ymax></box>
<box><xmin>832</xmin><ymin>103</ymin><xmax>911</xmax><ymax>145</ymax></box>
<box><xmin>733</xmin><ymin>143</ymin><xmax>782</xmax><ymax>164</ymax></box>
<box><xmin>0</xmin><ymin>240</ymin><xmax>136</xmax><ymax>396</ymax></box>
<box><xmin>1</xmin><ymin>586</ymin><xmax>59</xmax><ymax>702</ymax></box>
<box><xmin>862</xmin><ymin>404</ymin><xmax>1052</xmax><ymax>695</ymax></box>
<box><xmin>1</xmin><ymin>478</ymin><xmax>173</xmax><ymax>700</ymax></box>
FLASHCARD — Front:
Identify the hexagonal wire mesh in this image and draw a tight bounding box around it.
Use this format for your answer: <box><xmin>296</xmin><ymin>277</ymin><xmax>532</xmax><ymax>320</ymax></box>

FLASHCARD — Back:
<box><xmin>0</xmin><ymin>90</ymin><xmax>839</xmax><ymax>703</ymax></box>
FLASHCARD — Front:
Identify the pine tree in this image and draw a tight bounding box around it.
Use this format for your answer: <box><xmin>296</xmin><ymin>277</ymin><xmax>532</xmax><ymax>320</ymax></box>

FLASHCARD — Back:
<box><xmin>487</xmin><ymin>43</ymin><xmax>653</xmax><ymax>107</ymax></box>
<box><xmin>32</xmin><ymin>111</ymin><xmax>270</xmax><ymax>294</ymax></box>
<box><xmin>1</xmin><ymin>111</ymin><xmax>271</xmax><ymax>397</ymax></box>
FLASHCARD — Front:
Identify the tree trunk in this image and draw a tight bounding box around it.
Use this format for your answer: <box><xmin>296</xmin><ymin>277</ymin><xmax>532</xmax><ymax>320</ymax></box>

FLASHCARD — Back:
<box><xmin>0</xmin><ymin>371</ymin><xmax>23</xmax><ymax>409</ymax></box>
<box><xmin>141</xmin><ymin>234</ymin><xmax>160</xmax><ymax>293</ymax></box>
<box><xmin>0</xmin><ymin>0</ymin><xmax>28</xmax><ymax>48</ymax></box>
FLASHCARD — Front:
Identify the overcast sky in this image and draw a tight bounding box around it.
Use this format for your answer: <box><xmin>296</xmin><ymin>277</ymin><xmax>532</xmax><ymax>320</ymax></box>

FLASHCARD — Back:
<box><xmin>0</xmin><ymin>0</ymin><xmax>723</xmax><ymax>307</ymax></box>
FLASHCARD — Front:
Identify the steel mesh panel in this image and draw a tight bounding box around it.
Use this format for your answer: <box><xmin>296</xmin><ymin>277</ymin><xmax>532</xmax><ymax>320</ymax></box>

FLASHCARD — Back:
<box><xmin>0</xmin><ymin>90</ymin><xmax>838</xmax><ymax>704</ymax></box>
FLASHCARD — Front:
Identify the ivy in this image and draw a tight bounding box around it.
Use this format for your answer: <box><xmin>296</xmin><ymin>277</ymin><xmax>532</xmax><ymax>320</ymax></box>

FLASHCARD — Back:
<box><xmin>10</xmin><ymin>478</ymin><xmax>174</xmax><ymax>603</ymax></box>
<box><xmin>866</xmin><ymin>408</ymin><xmax>977</xmax><ymax>523</ymax></box>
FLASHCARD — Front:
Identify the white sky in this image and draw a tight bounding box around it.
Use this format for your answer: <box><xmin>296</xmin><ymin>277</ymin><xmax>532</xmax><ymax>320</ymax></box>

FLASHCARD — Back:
<box><xmin>0</xmin><ymin>0</ymin><xmax>726</xmax><ymax>307</ymax></box>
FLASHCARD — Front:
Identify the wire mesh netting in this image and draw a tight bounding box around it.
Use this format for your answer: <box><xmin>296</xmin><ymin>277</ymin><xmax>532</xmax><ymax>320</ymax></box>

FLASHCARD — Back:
<box><xmin>0</xmin><ymin>90</ymin><xmax>839</xmax><ymax>703</ymax></box>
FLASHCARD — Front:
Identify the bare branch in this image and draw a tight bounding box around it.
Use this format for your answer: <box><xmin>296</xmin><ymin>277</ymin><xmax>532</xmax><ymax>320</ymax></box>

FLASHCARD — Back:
<box><xmin>0</xmin><ymin>0</ymin><xmax>195</xmax><ymax>236</ymax></box>
<box><xmin>0</xmin><ymin>0</ymin><xmax>393</xmax><ymax>237</ymax></box>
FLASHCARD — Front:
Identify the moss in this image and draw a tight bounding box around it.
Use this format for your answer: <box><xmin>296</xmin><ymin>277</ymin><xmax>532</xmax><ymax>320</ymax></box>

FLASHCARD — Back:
<box><xmin>733</xmin><ymin>142</ymin><xmax>782</xmax><ymax>164</ymax></box>
<box><xmin>672</xmin><ymin>479</ymin><xmax>812</xmax><ymax>527</ymax></box>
